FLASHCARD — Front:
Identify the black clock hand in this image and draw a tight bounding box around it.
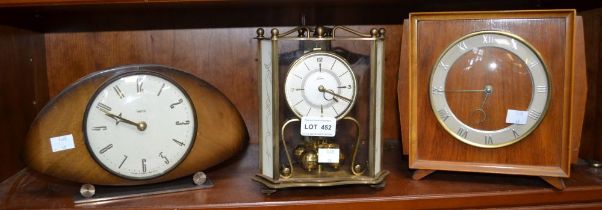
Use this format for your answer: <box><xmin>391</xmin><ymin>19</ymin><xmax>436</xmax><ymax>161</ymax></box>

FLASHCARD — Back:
<box><xmin>103</xmin><ymin>111</ymin><xmax>147</xmax><ymax>131</ymax></box>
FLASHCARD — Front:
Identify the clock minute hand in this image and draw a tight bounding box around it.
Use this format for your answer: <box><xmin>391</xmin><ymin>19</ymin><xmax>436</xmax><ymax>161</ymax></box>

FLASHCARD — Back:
<box><xmin>104</xmin><ymin>112</ymin><xmax>147</xmax><ymax>131</ymax></box>
<box><xmin>443</xmin><ymin>85</ymin><xmax>493</xmax><ymax>93</ymax></box>
<box><xmin>444</xmin><ymin>89</ymin><xmax>486</xmax><ymax>93</ymax></box>
<box><xmin>318</xmin><ymin>85</ymin><xmax>352</xmax><ymax>103</ymax></box>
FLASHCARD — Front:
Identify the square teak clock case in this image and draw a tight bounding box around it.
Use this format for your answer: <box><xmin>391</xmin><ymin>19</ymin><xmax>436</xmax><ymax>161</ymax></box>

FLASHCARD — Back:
<box><xmin>406</xmin><ymin>10</ymin><xmax>587</xmax><ymax>190</ymax></box>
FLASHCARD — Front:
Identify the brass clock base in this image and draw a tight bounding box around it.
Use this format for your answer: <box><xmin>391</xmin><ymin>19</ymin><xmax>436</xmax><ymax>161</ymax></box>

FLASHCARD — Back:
<box><xmin>253</xmin><ymin>170</ymin><xmax>389</xmax><ymax>193</ymax></box>
<box><xmin>74</xmin><ymin>172</ymin><xmax>213</xmax><ymax>204</ymax></box>
<box><xmin>412</xmin><ymin>169</ymin><xmax>566</xmax><ymax>190</ymax></box>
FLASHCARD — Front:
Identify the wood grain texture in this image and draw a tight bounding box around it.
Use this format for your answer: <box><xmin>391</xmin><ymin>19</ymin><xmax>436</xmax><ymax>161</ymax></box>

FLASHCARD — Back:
<box><xmin>411</xmin><ymin>169</ymin><xmax>434</xmax><ymax>180</ymax></box>
<box><xmin>0</xmin><ymin>25</ymin><xmax>47</xmax><ymax>182</ymax></box>
<box><xmin>3</xmin><ymin>141</ymin><xmax>602</xmax><ymax>209</ymax></box>
<box><xmin>408</xmin><ymin>10</ymin><xmax>576</xmax><ymax>178</ymax></box>
<box><xmin>24</xmin><ymin>65</ymin><xmax>247</xmax><ymax>185</ymax></box>
<box><xmin>580</xmin><ymin>8</ymin><xmax>602</xmax><ymax>162</ymax></box>
<box><xmin>0</xmin><ymin>0</ymin><xmax>601</xmax><ymax>10</ymax></box>
<box><xmin>43</xmin><ymin>26</ymin><xmax>402</xmax><ymax>145</ymax></box>
<box><xmin>398</xmin><ymin>19</ymin><xmax>410</xmax><ymax>155</ymax></box>
<box><xmin>445</xmin><ymin>47</ymin><xmax>532</xmax><ymax>130</ymax></box>
<box><xmin>401</xmin><ymin>16</ymin><xmax>587</xmax><ymax>163</ymax></box>
<box><xmin>541</xmin><ymin>176</ymin><xmax>566</xmax><ymax>190</ymax></box>
<box><xmin>44</xmin><ymin>28</ymin><xmax>261</xmax><ymax>145</ymax></box>
<box><xmin>571</xmin><ymin>16</ymin><xmax>587</xmax><ymax>164</ymax></box>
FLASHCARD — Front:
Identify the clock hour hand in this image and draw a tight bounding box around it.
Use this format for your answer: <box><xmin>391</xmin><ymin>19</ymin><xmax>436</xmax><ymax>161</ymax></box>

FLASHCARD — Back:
<box><xmin>318</xmin><ymin>85</ymin><xmax>351</xmax><ymax>103</ymax></box>
<box><xmin>479</xmin><ymin>85</ymin><xmax>493</xmax><ymax>109</ymax></box>
<box><xmin>321</xmin><ymin>89</ymin><xmax>339</xmax><ymax>102</ymax></box>
<box><xmin>323</xmin><ymin>92</ymin><xmax>339</xmax><ymax>102</ymax></box>
<box><xmin>103</xmin><ymin>111</ymin><xmax>147</xmax><ymax>131</ymax></box>
<box><xmin>472</xmin><ymin>85</ymin><xmax>493</xmax><ymax>124</ymax></box>
<box><xmin>319</xmin><ymin>85</ymin><xmax>339</xmax><ymax>102</ymax></box>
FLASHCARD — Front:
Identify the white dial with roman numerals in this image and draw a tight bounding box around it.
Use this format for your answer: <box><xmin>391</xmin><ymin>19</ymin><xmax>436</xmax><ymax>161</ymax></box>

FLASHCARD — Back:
<box><xmin>284</xmin><ymin>51</ymin><xmax>357</xmax><ymax>119</ymax></box>
<box><xmin>430</xmin><ymin>31</ymin><xmax>550</xmax><ymax>148</ymax></box>
<box><xmin>84</xmin><ymin>72</ymin><xmax>196</xmax><ymax>180</ymax></box>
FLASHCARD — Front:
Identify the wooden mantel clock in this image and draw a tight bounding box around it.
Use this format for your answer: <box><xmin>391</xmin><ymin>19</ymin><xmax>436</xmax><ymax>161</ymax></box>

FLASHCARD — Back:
<box><xmin>406</xmin><ymin>10</ymin><xmax>587</xmax><ymax>189</ymax></box>
<box><xmin>24</xmin><ymin>64</ymin><xmax>246</xmax><ymax>198</ymax></box>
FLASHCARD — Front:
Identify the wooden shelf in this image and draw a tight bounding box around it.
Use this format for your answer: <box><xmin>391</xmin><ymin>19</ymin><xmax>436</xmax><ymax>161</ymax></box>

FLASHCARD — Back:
<box><xmin>2</xmin><ymin>140</ymin><xmax>602</xmax><ymax>209</ymax></box>
<box><xmin>0</xmin><ymin>1</ymin><xmax>601</xmax><ymax>209</ymax></box>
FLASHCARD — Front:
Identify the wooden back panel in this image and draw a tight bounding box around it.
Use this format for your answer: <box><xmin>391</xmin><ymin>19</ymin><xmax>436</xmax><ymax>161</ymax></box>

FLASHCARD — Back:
<box><xmin>43</xmin><ymin>26</ymin><xmax>403</xmax><ymax>145</ymax></box>
<box><xmin>0</xmin><ymin>26</ymin><xmax>47</xmax><ymax>181</ymax></box>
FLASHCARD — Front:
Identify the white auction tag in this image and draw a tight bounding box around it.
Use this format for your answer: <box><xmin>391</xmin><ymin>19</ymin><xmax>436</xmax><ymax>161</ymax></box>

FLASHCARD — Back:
<box><xmin>300</xmin><ymin>116</ymin><xmax>337</xmax><ymax>137</ymax></box>
<box><xmin>50</xmin><ymin>134</ymin><xmax>75</xmax><ymax>152</ymax></box>
<box><xmin>318</xmin><ymin>148</ymin><xmax>340</xmax><ymax>163</ymax></box>
<box><xmin>506</xmin><ymin>109</ymin><xmax>528</xmax><ymax>125</ymax></box>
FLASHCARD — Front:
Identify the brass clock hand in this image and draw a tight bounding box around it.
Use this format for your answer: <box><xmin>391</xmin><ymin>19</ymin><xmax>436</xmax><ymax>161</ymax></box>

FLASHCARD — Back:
<box><xmin>321</xmin><ymin>90</ymin><xmax>339</xmax><ymax>102</ymax></box>
<box><xmin>472</xmin><ymin>85</ymin><xmax>493</xmax><ymax>124</ymax></box>
<box><xmin>444</xmin><ymin>89</ymin><xmax>486</xmax><ymax>93</ymax></box>
<box><xmin>441</xmin><ymin>85</ymin><xmax>494</xmax><ymax>93</ymax></box>
<box><xmin>318</xmin><ymin>85</ymin><xmax>352</xmax><ymax>103</ymax></box>
<box><xmin>319</xmin><ymin>85</ymin><xmax>339</xmax><ymax>102</ymax></box>
<box><xmin>104</xmin><ymin>112</ymin><xmax>147</xmax><ymax>131</ymax></box>
<box><xmin>479</xmin><ymin>85</ymin><xmax>493</xmax><ymax>109</ymax></box>
<box><xmin>323</xmin><ymin>92</ymin><xmax>339</xmax><ymax>102</ymax></box>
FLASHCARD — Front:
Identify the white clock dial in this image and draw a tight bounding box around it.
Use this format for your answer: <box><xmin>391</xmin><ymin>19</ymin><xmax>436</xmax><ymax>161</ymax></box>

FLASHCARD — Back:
<box><xmin>429</xmin><ymin>31</ymin><xmax>550</xmax><ymax>148</ymax></box>
<box><xmin>284</xmin><ymin>52</ymin><xmax>357</xmax><ymax>119</ymax></box>
<box><xmin>84</xmin><ymin>72</ymin><xmax>196</xmax><ymax>180</ymax></box>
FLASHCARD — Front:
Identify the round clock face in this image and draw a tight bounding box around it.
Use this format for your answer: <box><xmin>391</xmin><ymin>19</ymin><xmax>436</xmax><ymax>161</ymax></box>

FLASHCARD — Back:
<box><xmin>429</xmin><ymin>31</ymin><xmax>550</xmax><ymax>148</ymax></box>
<box><xmin>284</xmin><ymin>52</ymin><xmax>357</xmax><ymax>119</ymax></box>
<box><xmin>83</xmin><ymin>72</ymin><xmax>196</xmax><ymax>180</ymax></box>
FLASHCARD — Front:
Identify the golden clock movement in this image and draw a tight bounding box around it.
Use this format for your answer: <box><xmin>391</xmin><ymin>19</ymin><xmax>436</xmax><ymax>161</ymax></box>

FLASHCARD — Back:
<box><xmin>405</xmin><ymin>10</ymin><xmax>587</xmax><ymax>189</ymax></box>
<box><xmin>24</xmin><ymin>65</ymin><xmax>246</xmax><ymax>198</ymax></box>
<box><xmin>253</xmin><ymin>26</ymin><xmax>388</xmax><ymax>193</ymax></box>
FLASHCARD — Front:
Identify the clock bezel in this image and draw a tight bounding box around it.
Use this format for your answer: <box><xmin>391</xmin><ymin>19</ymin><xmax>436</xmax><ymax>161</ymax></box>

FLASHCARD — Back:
<box><xmin>82</xmin><ymin>70</ymin><xmax>198</xmax><ymax>180</ymax></box>
<box><xmin>283</xmin><ymin>51</ymin><xmax>358</xmax><ymax>120</ymax></box>
<box><xmin>428</xmin><ymin>30</ymin><xmax>552</xmax><ymax>148</ymax></box>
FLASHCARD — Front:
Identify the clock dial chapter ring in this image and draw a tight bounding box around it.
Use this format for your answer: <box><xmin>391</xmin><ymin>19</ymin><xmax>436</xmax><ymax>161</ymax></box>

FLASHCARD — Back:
<box><xmin>83</xmin><ymin>70</ymin><xmax>197</xmax><ymax>180</ymax></box>
<box><xmin>284</xmin><ymin>51</ymin><xmax>357</xmax><ymax>119</ymax></box>
<box><xmin>429</xmin><ymin>31</ymin><xmax>551</xmax><ymax>148</ymax></box>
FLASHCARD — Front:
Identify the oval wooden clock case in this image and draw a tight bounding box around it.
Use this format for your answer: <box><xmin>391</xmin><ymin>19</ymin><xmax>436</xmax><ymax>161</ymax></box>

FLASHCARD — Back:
<box><xmin>24</xmin><ymin>64</ymin><xmax>247</xmax><ymax>186</ymax></box>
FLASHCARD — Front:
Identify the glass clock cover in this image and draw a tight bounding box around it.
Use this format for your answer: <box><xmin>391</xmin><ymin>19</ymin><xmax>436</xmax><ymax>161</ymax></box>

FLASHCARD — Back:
<box><xmin>429</xmin><ymin>31</ymin><xmax>550</xmax><ymax>148</ymax></box>
<box><xmin>272</xmin><ymin>37</ymin><xmax>375</xmax><ymax>179</ymax></box>
<box><xmin>84</xmin><ymin>72</ymin><xmax>196</xmax><ymax>180</ymax></box>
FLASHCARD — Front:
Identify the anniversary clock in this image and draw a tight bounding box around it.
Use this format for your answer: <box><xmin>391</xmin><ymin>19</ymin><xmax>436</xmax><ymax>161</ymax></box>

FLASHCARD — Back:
<box><xmin>24</xmin><ymin>65</ymin><xmax>246</xmax><ymax>199</ymax></box>
<box><xmin>253</xmin><ymin>26</ymin><xmax>388</xmax><ymax>192</ymax></box>
<box><xmin>404</xmin><ymin>10</ymin><xmax>587</xmax><ymax>189</ymax></box>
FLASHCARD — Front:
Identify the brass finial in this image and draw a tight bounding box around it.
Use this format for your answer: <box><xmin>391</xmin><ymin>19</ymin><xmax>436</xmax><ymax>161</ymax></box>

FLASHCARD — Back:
<box><xmin>370</xmin><ymin>28</ymin><xmax>378</xmax><ymax>38</ymax></box>
<box><xmin>315</xmin><ymin>26</ymin><xmax>326</xmax><ymax>38</ymax></box>
<box><xmin>271</xmin><ymin>28</ymin><xmax>279</xmax><ymax>38</ymax></box>
<box><xmin>378</xmin><ymin>28</ymin><xmax>386</xmax><ymax>38</ymax></box>
<box><xmin>256</xmin><ymin>28</ymin><xmax>265</xmax><ymax>38</ymax></box>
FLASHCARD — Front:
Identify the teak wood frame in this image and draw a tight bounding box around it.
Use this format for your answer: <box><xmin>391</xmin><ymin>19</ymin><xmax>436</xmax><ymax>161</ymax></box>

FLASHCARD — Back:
<box><xmin>405</xmin><ymin>10</ymin><xmax>586</xmax><ymax>190</ymax></box>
